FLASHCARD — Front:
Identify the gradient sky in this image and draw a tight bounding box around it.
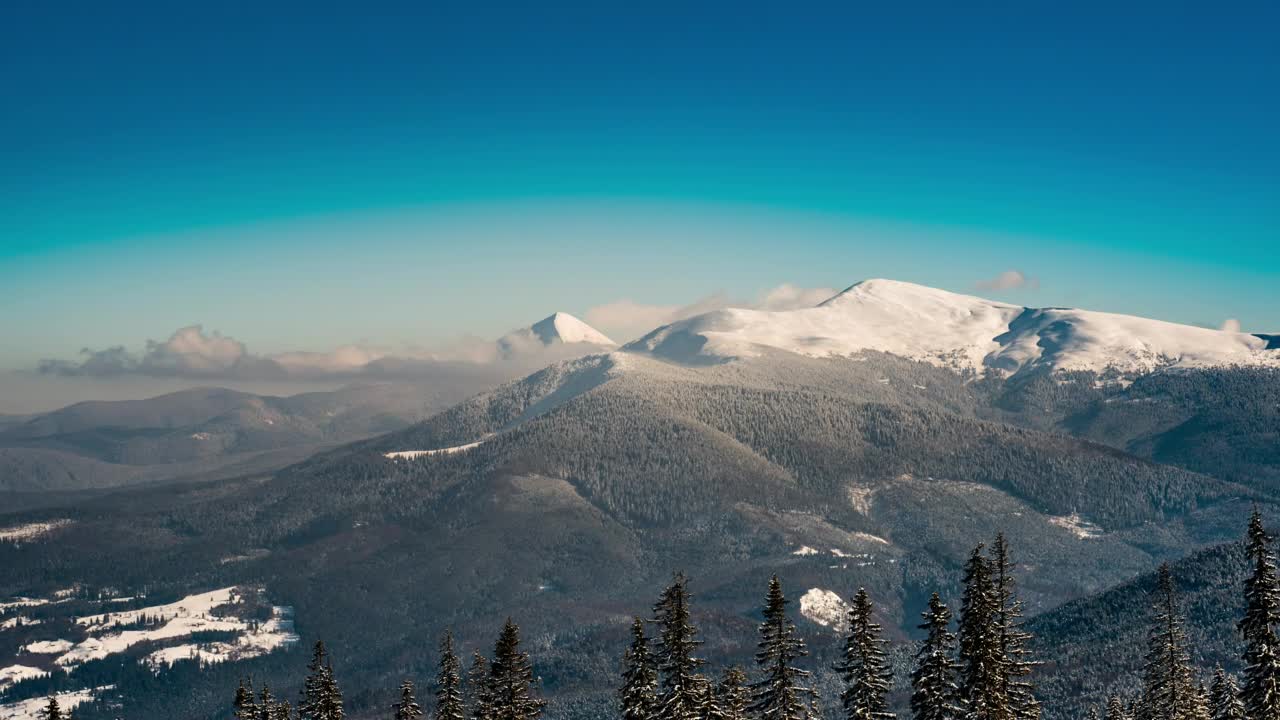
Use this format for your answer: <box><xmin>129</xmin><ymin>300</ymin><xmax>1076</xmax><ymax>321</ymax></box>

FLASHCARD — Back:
<box><xmin>2</xmin><ymin>1</ymin><xmax>1278</xmax><ymax>390</ymax></box>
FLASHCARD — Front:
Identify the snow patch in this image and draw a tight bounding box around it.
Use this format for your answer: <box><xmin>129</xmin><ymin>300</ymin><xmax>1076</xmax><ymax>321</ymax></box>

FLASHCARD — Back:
<box><xmin>0</xmin><ymin>687</ymin><xmax>109</xmax><ymax>720</ymax></box>
<box><xmin>1048</xmin><ymin>513</ymin><xmax>1103</xmax><ymax>539</ymax></box>
<box><xmin>22</xmin><ymin>639</ymin><xmax>73</xmax><ymax>654</ymax></box>
<box><xmin>0</xmin><ymin>520</ymin><xmax>72</xmax><ymax>543</ymax></box>
<box><xmin>847</xmin><ymin>487</ymin><xmax>874</xmax><ymax>516</ymax></box>
<box><xmin>798</xmin><ymin>588</ymin><xmax>849</xmax><ymax>629</ymax></box>
<box><xmin>0</xmin><ymin>665</ymin><xmax>46</xmax><ymax>693</ymax></box>
<box><xmin>385</xmin><ymin>439</ymin><xmax>485</xmax><ymax>460</ymax></box>
<box><xmin>791</xmin><ymin>546</ymin><xmax>819</xmax><ymax>556</ymax></box>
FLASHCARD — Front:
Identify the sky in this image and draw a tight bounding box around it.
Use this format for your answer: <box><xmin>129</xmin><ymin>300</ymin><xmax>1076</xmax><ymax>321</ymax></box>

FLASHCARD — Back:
<box><xmin>2</xmin><ymin>1</ymin><xmax>1278</xmax><ymax>411</ymax></box>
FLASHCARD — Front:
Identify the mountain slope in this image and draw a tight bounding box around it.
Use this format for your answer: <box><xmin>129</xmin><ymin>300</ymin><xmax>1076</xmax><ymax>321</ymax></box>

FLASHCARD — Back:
<box><xmin>630</xmin><ymin>279</ymin><xmax>1279</xmax><ymax>375</ymax></box>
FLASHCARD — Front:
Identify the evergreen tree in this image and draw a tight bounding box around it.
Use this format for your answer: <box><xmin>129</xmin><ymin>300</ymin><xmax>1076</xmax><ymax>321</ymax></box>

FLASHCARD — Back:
<box><xmin>620</xmin><ymin>617</ymin><xmax>658</xmax><ymax>720</ymax></box>
<box><xmin>435</xmin><ymin>631</ymin><xmax>464</xmax><ymax>720</ymax></box>
<box><xmin>837</xmin><ymin>587</ymin><xmax>895</xmax><ymax>720</ymax></box>
<box><xmin>394</xmin><ymin>679</ymin><xmax>424</xmax><ymax>720</ymax></box>
<box><xmin>1140</xmin><ymin>564</ymin><xmax>1198</xmax><ymax>720</ymax></box>
<box><xmin>236</xmin><ymin>677</ymin><xmax>260</xmax><ymax>720</ymax></box>
<box><xmin>694</xmin><ymin>675</ymin><xmax>722</xmax><ymax>720</ymax></box>
<box><xmin>468</xmin><ymin>653</ymin><xmax>493</xmax><ymax>720</ymax></box>
<box><xmin>652</xmin><ymin>573</ymin><xmax>707</xmax><ymax>720</ymax></box>
<box><xmin>1088</xmin><ymin>710</ymin><xmax>1101</xmax><ymax>720</ymax></box>
<box><xmin>488</xmin><ymin>619</ymin><xmax>545</xmax><ymax>720</ymax></box>
<box><xmin>40</xmin><ymin>696</ymin><xmax>62</xmax><ymax>720</ymax></box>
<box><xmin>717</xmin><ymin>668</ymin><xmax>750</xmax><ymax>720</ymax></box>
<box><xmin>912</xmin><ymin>593</ymin><xmax>962</xmax><ymax>720</ymax></box>
<box><xmin>958</xmin><ymin>544</ymin><xmax>1006</xmax><ymax>720</ymax></box>
<box><xmin>1240</xmin><ymin>510</ymin><xmax>1280</xmax><ymax>720</ymax></box>
<box><xmin>1105</xmin><ymin>696</ymin><xmax>1129</xmax><ymax>720</ymax></box>
<box><xmin>273</xmin><ymin>701</ymin><xmax>294</xmax><ymax>720</ymax></box>
<box><xmin>300</xmin><ymin>642</ymin><xmax>328</xmax><ymax>720</ymax></box>
<box><xmin>258</xmin><ymin>684</ymin><xmax>277</xmax><ymax>720</ymax></box>
<box><xmin>1209</xmin><ymin>669</ymin><xmax>1246</xmax><ymax>720</ymax></box>
<box><xmin>749</xmin><ymin>575</ymin><xmax>817</xmax><ymax>720</ymax></box>
<box><xmin>991</xmin><ymin>535</ymin><xmax>1040</xmax><ymax>720</ymax></box>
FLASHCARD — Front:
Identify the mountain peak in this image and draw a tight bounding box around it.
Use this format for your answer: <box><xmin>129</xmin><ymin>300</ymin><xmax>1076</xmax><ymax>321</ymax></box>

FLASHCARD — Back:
<box><xmin>529</xmin><ymin>312</ymin><xmax>616</xmax><ymax>346</ymax></box>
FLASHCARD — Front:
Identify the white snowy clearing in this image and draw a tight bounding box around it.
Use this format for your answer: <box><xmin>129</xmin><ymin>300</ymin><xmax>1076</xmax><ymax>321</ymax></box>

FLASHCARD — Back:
<box><xmin>1049</xmin><ymin>513</ymin><xmax>1103</xmax><ymax>539</ymax></box>
<box><xmin>21</xmin><ymin>640</ymin><xmax>73</xmax><ymax>655</ymax></box>
<box><xmin>384</xmin><ymin>439</ymin><xmax>485</xmax><ymax>460</ymax></box>
<box><xmin>0</xmin><ymin>666</ymin><xmax>46</xmax><ymax>693</ymax></box>
<box><xmin>798</xmin><ymin>588</ymin><xmax>850</xmax><ymax>629</ymax></box>
<box><xmin>59</xmin><ymin>587</ymin><xmax>297</xmax><ymax>668</ymax></box>
<box><xmin>0</xmin><ymin>618</ymin><xmax>38</xmax><ymax>631</ymax></box>
<box><xmin>0</xmin><ymin>687</ymin><xmax>108</xmax><ymax>720</ymax></box>
<box><xmin>0</xmin><ymin>521</ymin><xmax>72</xmax><ymax>543</ymax></box>
<box><xmin>631</xmin><ymin>279</ymin><xmax>1279</xmax><ymax>375</ymax></box>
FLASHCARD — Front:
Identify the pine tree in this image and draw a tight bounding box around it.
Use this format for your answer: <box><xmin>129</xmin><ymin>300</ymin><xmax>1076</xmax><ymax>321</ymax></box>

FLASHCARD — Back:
<box><xmin>1209</xmin><ymin>669</ymin><xmax>1246</xmax><ymax>720</ymax></box>
<box><xmin>435</xmin><ymin>631</ymin><xmax>464</xmax><ymax>720</ymax></box>
<box><xmin>959</xmin><ymin>544</ymin><xmax>1006</xmax><ymax>720</ymax></box>
<box><xmin>991</xmin><ymin>535</ymin><xmax>1040</xmax><ymax>720</ymax></box>
<box><xmin>273</xmin><ymin>701</ymin><xmax>294</xmax><ymax>720</ymax></box>
<box><xmin>837</xmin><ymin>587</ymin><xmax>895</xmax><ymax>720</ymax></box>
<box><xmin>620</xmin><ymin>617</ymin><xmax>658</xmax><ymax>720</ymax></box>
<box><xmin>488</xmin><ymin>619</ymin><xmax>545</xmax><ymax>720</ymax></box>
<box><xmin>40</xmin><ymin>697</ymin><xmax>62</xmax><ymax>720</ymax></box>
<box><xmin>749</xmin><ymin>575</ymin><xmax>817</xmax><ymax>720</ymax></box>
<box><xmin>258</xmin><ymin>684</ymin><xmax>277</xmax><ymax>720</ymax></box>
<box><xmin>301</xmin><ymin>642</ymin><xmax>327</xmax><ymax>720</ymax></box>
<box><xmin>717</xmin><ymin>668</ymin><xmax>750</xmax><ymax>720</ymax></box>
<box><xmin>468</xmin><ymin>652</ymin><xmax>493</xmax><ymax>720</ymax></box>
<box><xmin>653</xmin><ymin>573</ymin><xmax>707</xmax><ymax>720</ymax></box>
<box><xmin>1105</xmin><ymin>696</ymin><xmax>1129</xmax><ymax>720</ymax></box>
<box><xmin>695</xmin><ymin>675</ymin><xmax>723</xmax><ymax>720</ymax></box>
<box><xmin>394</xmin><ymin>679</ymin><xmax>423</xmax><ymax>720</ymax></box>
<box><xmin>1088</xmin><ymin>710</ymin><xmax>1101</xmax><ymax>720</ymax></box>
<box><xmin>236</xmin><ymin>677</ymin><xmax>260</xmax><ymax>720</ymax></box>
<box><xmin>1240</xmin><ymin>509</ymin><xmax>1280</xmax><ymax>720</ymax></box>
<box><xmin>1141</xmin><ymin>563</ymin><xmax>1198</xmax><ymax>720</ymax></box>
<box><xmin>912</xmin><ymin>593</ymin><xmax>962</xmax><ymax>720</ymax></box>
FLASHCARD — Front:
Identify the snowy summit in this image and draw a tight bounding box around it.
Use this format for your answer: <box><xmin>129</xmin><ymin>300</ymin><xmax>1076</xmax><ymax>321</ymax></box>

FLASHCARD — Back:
<box><xmin>629</xmin><ymin>279</ymin><xmax>1279</xmax><ymax>376</ymax></box>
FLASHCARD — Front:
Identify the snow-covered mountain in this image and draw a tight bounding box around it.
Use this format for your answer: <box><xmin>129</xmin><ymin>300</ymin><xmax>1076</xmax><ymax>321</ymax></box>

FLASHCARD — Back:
<box><xmin>628</xmin><ymin>279</ymin><xmax>1279</xmax><ymax>376</ymax></box>
<box><xmin>497</xmin><ymin>312</ymin><xmax>615</xmax><ymax>358</ymax></box>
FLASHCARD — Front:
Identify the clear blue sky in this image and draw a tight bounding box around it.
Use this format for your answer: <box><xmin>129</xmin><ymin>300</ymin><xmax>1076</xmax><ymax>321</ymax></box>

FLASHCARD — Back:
<box><xmin>2</xmin><ymin>0</ymin><xmax>1277</xmax><ymax>372</ymax></box>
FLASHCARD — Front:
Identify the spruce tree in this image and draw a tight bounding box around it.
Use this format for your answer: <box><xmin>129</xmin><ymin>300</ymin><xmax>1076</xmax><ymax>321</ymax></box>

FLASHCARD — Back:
<box><xmin>1210</xmin><ymin>669</ymin><xmax>1246</xmax><ymax>720</ymax></box>
<box><xmin>653</xmin><ymin>572</ymin><xmax>707</xmax><ymax>720</ymax></box>
<box><xmin>394</xmin><ymin>679</ymin><xmax>423</xmax><ymax>720</ymax></box>
<box><xmin>959</xmin><ymin>544</ymin><xmax>1006</xmax><ymax>720</ymax></box>
<box><xmin>695</xmin><ymin>675</ymin><xmax>723</xmax><ymax>720</ymax></box>
<box><xmin>1141</xmin><ymin>563</ymin><xmax>1198</xmax><ymax>720</ymax></box>
<box><xmin>717</xmin><ymin>668</ymin><xmax>750</xmax><ymax>720</ymax></box>
<box><xmin>1088</xmin><ymin>710</ymin><xmax>1102</xmax><ymax>720</ymax></box>
<box><xmin>1240</xmin><ymin>509</ymin><xmax>1280</xmax><ymax>720</ymax></box>
<box><xmin>912</xmin><ymin>593</ymin><xmax>962</xmax><ymax>720</ymax></box>
<box><xmin>301</xmin><ymin>642</ymin><xmax>328</xmax><ymax>720</ymax></box>
<box><xmin>41</xmin><ymin>696</ymin><xmax>62</xmax><ymax>720</ymax></box>
<box><xmin>468</xmin><ymin>652</ymin><xmax>493</xmax><ymax>720</ymax></box>
<box><xmin>991</xmin><ymin>535</ymin><xmax>1040</xmax><ymax>720</ymax></box>
<box><xmin>620</xmin><ymin>617</ymin><xmax>658</xmax><ymax>720</ymax></box>
<box><xmin>258</xmin><ymin>684</ymin><xmax>277</xmax><ymax>720</ymax></box>
<box><xmin>837</xmin><ymin>587</ymin><xmax>895</xmax><ymax>720</ymax></box>
<box><xmin>488</xmin><ymin>619</ymin><xmax>545</xmax><ymax>720</ymax></box>
<box><xmin>435</xmin><ymin>631</ymin><xmax>464</xmax><ymax>720</ymax></box>
<box><xmin>1106</xmin><ymin>696</ymin><xmax>1130</xmax><ymax>720</ymax></box>
<box><xmin>236</xmin><ymin>677</ymin><xmax>260</xmax><ymax>720</ymax></box>
<box><xmin>749</xmin><ymin>575</ymin><xmax>817</xmax><ymax>720</ymax></box>
<box><xmin>273</xmin><ymin>701</ymin><xmax>294</xmax><ymax>720</ymax></box>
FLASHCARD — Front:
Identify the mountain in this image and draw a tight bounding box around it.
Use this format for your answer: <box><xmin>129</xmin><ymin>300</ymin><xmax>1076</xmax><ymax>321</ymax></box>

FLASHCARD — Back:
<box><xmin>496</xmin><ymin>312</ymin><xmax>615</xmax><ymax>358</ymax></box>
<box><xmin>631</xmin><ymin>279</ymin><xmax>1279</xmax><ymax>375</ymax></box>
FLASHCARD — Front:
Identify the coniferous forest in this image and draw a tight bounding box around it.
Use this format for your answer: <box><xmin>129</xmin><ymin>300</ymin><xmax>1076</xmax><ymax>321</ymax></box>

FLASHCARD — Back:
<box><xmin>134</xmin><ymin>510</ymin><xmax>1280</xmax><ymax>720</ymax></box>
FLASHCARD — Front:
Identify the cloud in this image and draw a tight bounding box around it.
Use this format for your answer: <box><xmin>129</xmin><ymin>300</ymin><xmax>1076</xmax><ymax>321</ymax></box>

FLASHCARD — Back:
<box><xmin>585</xmin><ymin>283</ymin><xmax>838</xmax><ymax>342</ymax></box>
<box><xmin>1219</xmin><ymin>318</ymin><xmax>1242</xmax><ymax>333</ymax></box>
<box><xmin>975</xmin><ymin>270</ymin><xmax>1039</xmax><ymax>292</ymax></box>
<box><xmin>40</xmin><ymin>325</ymin><xmax>288</xmax><ymax>381</ymax></box>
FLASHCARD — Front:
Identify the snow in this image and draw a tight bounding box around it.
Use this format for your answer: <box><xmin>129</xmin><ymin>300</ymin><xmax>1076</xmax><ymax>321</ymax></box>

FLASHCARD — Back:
<box><xmin>0</xmin><ymin>521</ymin><xmax>72</xmax><ymax>543</ymax></box>
<box><xmin>384</xmin><ymin>439</ymin><xmax>485</xmax><ymax>460</ymax></box>
<box><xmin>1049</xmin><ymin>513</ymin><xmax>1103</xmax><ymax>539</ymax></box>
<box><xmin>0</xmin><ymin>665</ymin><xmax>46</xmax><ymax>692</ymax></box>
<box><xmin>22</xmin><ymin>639</ymin><xmax>73</xmax><ymax>654</ymax></box>
<box><xmin>792</xmin><ymin>546</ymin><xmax>819</xmax><ymax>556</ymax></box>
<box><xmin>0</xmin><ymin>599</ymin><xmax>48</xmax><ymax>612</ymax></box>
<box><xmin>847</xmin><ymin>487</ymin><xmax>874</xmax><ymax>515</ymax></box>
<box><xmin>0</xmin><ymin>687</ymin><xmax>108</xmax><ymax>720</ymax></box>
<box><xmin>798</xmin><ymin>588</ymin><xmax>849</xmax><ymax>630</ymax></box>
<box><xmin>144</xmin><ymin>605</ymin><xmax>297</xmax><ymax>668</ymax></box>
<box><xmin>531</xmin><ymin>312</ymin><xmax>616</xmax><ymax>346</ymax></box>
<box><xmin>630</xmin><ymin>279</ymin><xmax>1280</xmax><ymax>375</ymax></box>
<box><xmin>0</xmin><ymin>617</ymin><xmax>38</xmax><ymax>630</ymax></box>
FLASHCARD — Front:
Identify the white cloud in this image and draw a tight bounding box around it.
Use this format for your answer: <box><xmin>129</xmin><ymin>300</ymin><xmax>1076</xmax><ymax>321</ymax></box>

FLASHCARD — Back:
<box><xmin>975</xmin><ymin>270</ymin><xmax>1039</xmax><ymax>292</ymax></box>
<box><xmin>757</xmin><ymin>283</ymin><xmax>838</xmax><ymax>310</ymax></box>
<box><xmin>585</xmin><ymin>284</ymin><xmax>838</xmax><ymax>343</ymax></box>
<box><xmin>1219</xmin><ymin>318</ymin><xmax>1242</xmax><ymax>333</ymax></box>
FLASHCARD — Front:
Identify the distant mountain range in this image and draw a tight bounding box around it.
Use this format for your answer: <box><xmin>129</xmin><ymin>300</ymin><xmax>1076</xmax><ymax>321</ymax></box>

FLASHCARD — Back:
<box><xmin>0</xmin><ymin>282</ymin><xmax>1276</xmax><ymax>720</ymax></box>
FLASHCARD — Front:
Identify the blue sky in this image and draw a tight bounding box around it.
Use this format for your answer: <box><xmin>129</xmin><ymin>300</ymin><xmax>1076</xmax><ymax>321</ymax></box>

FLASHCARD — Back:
<box><xmin>2</xmin><ymin>1</ymin><xmax>1277</xmax><ymax>382</ymax></box>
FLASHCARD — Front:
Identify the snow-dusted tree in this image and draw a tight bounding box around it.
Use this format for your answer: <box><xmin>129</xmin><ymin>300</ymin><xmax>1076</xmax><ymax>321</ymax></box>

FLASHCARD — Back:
<box><xmin>750</xmin><ymin>575</ymin><xmax>818</xmax><ymax>720</ymax></box>
<box><xmin>1210</xmin><ymin>669</ymin><xmax>1246</xmax><ymax>720</ymax></box>
<box><xmin>1240</xmin><ymin>509</ymin><xmax>1280</xmax><ymax>720</ymax></box>
<box><xmin>912</xmin><ymin>593</ymin><xmax>962</xmax><ymax>720</ymax></box>
<box><xmin>272</xmin><ymin>700</ymin><xmax>294</xmax><ymax>720</ymax></box>
<box><xmin>258</xmin><ymin>683</ymin><xmax>277</xmax><ymax>720</ymax></box>
<box><xmin>488</xmin><ymin>619</ymin><xmax>545</xmax><ymax>720</ymax></box>
<box><xmin>236</xmin><ymin>677</ymin><xmax>260</xmax><ymax>720</ymax></box>
<box><xmin>1140</xmin><ymin>563</ymin><xmax>1198</xmax><ymax>720</ymax></box>
<box><xmin>1106</xmin><ymin>696</ymin><xmax>1130</xmax><ymax>720</ymax></box>
<box><xmin>1088</xmin><ymin>709</ymin><xmax>1102</xmax><ymax>720</ymax></box>
<box><xmin>390</xmin><ymin>679</ymin><xmax>422</xmax><ymax>720</ymax></box>
<box><xmin>468</xmin><ymin>652</ymin><xmax>493</xmax><ymax>720</ymax></box>
<box><xmin>694</xmin><ymin>674</ymin><xmax>722</xmax><ymax>720</ymax></box>
<box><xmin>653</xmin><ymin>573</ymin><xmax>707</xmax><ymax>720</ymax></box>
<box><xmin>620</xmin><ymin>617</ymin><xmax>658</xmax><ymax>720</ymax></box>
<box><xmin>434</xmin><ymin>631</ymin><xmax>464</xmax><ymax>720</ymax></box>
<box><xmin>959</xmin><ymin>544</ymin><xmax>1006</xmax><ymax>720</ymax></box>
<box><xmin>837</xmin><ymin>587</ymin><xmax>895</xmax><ymax>720</ymax></box>
<box><xmin>40</xmin><ymin>696</ymin><xmax>62</xmax><ymax>720</ymax></box>
<box><xmin>991</xmin><ymin>535</ymin><xmax>1040</xmax><ymax>720</ymax></box>
<box><xmin>717</xmin><ymin>667</ymin><xmax>750</xmax><ymax>720</ymax></box>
